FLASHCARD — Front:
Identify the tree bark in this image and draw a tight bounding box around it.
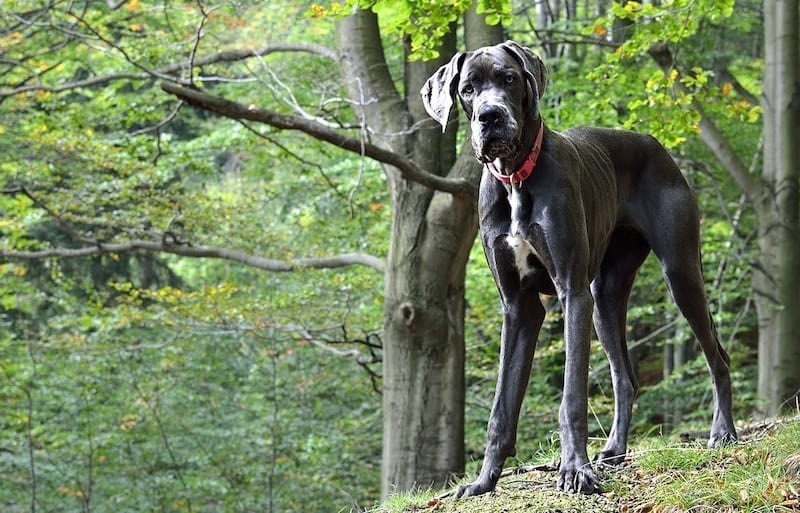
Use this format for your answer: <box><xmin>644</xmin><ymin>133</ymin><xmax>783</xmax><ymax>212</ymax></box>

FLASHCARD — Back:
<box><xmin>756</xmin><ymin>0</ymin><xmax>800</xmax><ymax>415</ymax></box>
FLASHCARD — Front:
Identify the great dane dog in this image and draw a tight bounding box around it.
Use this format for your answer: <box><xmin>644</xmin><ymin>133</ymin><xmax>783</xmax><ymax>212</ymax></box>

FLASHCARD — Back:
<box><xmin>421</xmin><ymin>41</ymin><xmax>737</xmax><ymax>496</ymax></box>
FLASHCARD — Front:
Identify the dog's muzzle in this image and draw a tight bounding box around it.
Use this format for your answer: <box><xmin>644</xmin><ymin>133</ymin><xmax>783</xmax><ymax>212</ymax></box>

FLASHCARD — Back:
<box><xmin>471</xmin><ymin>103</ymin><xmax>519</xmax><ymax>162</ymax></box>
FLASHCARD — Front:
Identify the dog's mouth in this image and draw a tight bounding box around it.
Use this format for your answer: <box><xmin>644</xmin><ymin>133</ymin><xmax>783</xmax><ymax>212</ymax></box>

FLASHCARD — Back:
<box><xmin>472</xmin><ymin>115</ymin><xmax>520</xmax><ymax>163</ymax></box>
<box><xmin>475</xmin><ymin>136</ymin><xmax>519</xmax><ymax>163</ymax></box>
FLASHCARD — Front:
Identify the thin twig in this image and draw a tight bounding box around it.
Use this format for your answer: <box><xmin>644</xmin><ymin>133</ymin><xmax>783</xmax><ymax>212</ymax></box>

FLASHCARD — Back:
<box><xmin>188</xmin><ymin>2</ymin><xmax>218</xmax><ymax>87</ymax></box>
<box><xmin>132</xmin><ymin>383</ymin><xmax>193</xmax><ymax>513</ymax></box>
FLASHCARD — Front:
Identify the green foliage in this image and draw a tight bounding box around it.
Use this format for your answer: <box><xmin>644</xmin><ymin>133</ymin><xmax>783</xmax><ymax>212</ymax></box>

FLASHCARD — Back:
<box><xmin>1</xmin><ymin>1</ymin><xmax>386</xmax><ymax>511</ymax></box>
<box><xmin>585</xmin><ymin>0</ymin><xmax>760</xmax><ymax>146</ymax></box>
<box><xmin>0</xmin><ymin>311</ymin><xmax>381</xmax><ymax>512</ymax></box>
<box><xmin>312</xmin><ymin>0</ymin><xmax>511</xmax><ymax>59</ymax></box>
<box><xmin>608</xmin><ymin>0</ymin><xmax>734</xmax><ymax>51</ymax></box>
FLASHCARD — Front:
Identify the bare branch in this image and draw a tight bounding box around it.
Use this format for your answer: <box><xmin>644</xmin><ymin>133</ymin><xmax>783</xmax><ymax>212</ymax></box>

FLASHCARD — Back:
<box><xmin>0</xmin><ymin>240</ymin><xmax>385</xmax><ymax>273</ymax></box>
<box><xmin>160</xmin><ymin>82</ymin><xmax>476</xmax><ymax>197</ymax></box>
<box><xmin>65</xmin><ymin>10</ymin><xmax>187</xmax><ymax>85</ymax></box>
<box><xmin>182</xmin><ymin>319</ymin><xmax>383</xmax><ymax>392</ymax></box>
<box><xmin>127</xmin><ymin>100</ymin><xmax>183</xmax><ymax>137</ymax></box>
<box><xmin>188</xmin><ymin>2</ymin><xmax>218</xmax><ymax>87</ymax></box>
<box><xmin>0</xmin><ymin>71</ymin><xmax>163</xmax><ymax>97</ymax></box>
<box><xmin>267</xmin><ymin>323</ymin><xmax>383</xmax><ymax>393</ymax></box>
<box><xmin>4</xmin><ymin>185</ymin><xmax>89</xmax><ymax>245</ymax></box>
<box><xmin>0</xmin><ymin>43</ymin><xmax>338</xmax><ymax>97</ymax></box>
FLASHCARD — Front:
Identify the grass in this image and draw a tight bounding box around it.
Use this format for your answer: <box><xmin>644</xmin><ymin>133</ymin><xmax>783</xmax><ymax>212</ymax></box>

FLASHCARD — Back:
<box><xmin>370</xmin><ymin>416</ymin><xmax>800</xmax><ymax>513</ymax></box>
<box><xmin>621</xmin><ymin>417</ymin><xmax>800</xmax><ymax>512</ymax></box>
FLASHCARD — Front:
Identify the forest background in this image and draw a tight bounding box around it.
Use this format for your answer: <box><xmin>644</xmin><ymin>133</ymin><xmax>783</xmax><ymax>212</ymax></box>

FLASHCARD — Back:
<box><xmin>1</xmin><ymin>0</ymin><xmax>798</xmax><ymax>512</ymax></box>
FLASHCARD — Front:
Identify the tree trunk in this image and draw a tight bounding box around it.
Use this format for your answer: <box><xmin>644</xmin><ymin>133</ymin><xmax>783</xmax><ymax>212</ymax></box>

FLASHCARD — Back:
<box><xmin>336</xmin><ymin>8</ymin><xmax>501</xmax><ymax>497</ymax></box>
<box><xmin>379</xmin><ymin>185</ymin><xmax>476</xmax><ymax>495</ymax></box>
<box><xmin>755</xmin><ymin>0</ymin><xmax>800</xmax><ymax>415</ymax></box>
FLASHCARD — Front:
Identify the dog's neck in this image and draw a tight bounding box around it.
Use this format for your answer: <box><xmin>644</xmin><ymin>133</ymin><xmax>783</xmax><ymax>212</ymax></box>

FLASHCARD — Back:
<box><xmin>486</xmin><ymin>117</ymin><xmax>545</xmax><ymax>184</ymax></box>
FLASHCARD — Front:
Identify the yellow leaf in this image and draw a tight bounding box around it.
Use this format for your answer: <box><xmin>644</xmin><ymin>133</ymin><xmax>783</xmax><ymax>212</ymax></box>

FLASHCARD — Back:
<box><xmin>721</xmin><ymin>82</ymin><xmax>733</xmax><ymax>95</ymax></box>
<box><xmin>57</xmin><ymin>486</ymin><xmax>85</xmax><ymax>497</ymax></box>
<box><xmin>669</xmin><ymin>69</ymin><xmax>679</xmax><ymax>82</ymax></box>
<box><xmin>594</xmin><ymin>25</ymin><xmax>607</xmax><ymax>36</ymax></box>
<box><xmin>119</xmin><ymin>414</ymin><xmax>138</xmax><ymax>431</ymax></box>
<box><xmin>309</xmin><ymin>3</ymin><xmax>326</xmax><ymax>17</ymax></box>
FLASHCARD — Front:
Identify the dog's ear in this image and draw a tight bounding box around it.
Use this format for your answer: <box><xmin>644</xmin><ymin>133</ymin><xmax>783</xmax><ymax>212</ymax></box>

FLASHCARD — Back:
<box><xmin>500</xmin><ymin>41</ymin><xmax>547</xmax><ymax>100</ymax></box>
<box><xmin>420</xmin><ymin>52</ymin><xmax>466</xmax><ymax>132</ymax></box>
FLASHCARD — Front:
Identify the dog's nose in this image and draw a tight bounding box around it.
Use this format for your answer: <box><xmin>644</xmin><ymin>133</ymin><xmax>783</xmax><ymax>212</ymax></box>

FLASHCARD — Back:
<box><xmin>477</xmin><ymin>104</ymin><xmax>505</xmax><ymax>126</ymax></box>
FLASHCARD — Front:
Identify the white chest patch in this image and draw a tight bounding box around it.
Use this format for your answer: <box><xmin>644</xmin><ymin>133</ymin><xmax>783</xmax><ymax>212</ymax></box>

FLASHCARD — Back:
<box><xmin>506</xmin><ymin>234</ymin><xmax>535</xmax><ymax>278</ymax></box>
<box><xmin>509</xmin><ymin>186</ymin><xmax>522</xmax><ymax>236</ymax></box>
<box><xmin>506</xmin><ymin>186</ymin><xmax>535</xmax><ymax>279</ymax></box>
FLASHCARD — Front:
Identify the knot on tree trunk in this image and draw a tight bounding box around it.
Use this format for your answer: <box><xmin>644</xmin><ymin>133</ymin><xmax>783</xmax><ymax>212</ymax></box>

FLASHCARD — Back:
<box><xmin>399</xmin><ymin>301</ymin><xmax>416</xmax><ymax>326</ymax></box>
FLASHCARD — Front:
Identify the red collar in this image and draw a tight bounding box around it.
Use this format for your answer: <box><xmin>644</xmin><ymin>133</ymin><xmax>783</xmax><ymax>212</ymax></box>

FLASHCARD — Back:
<box><xmin>486</xmin><ymin>119</ymin><xmax>544</xmax><ymax>184</ymax></box>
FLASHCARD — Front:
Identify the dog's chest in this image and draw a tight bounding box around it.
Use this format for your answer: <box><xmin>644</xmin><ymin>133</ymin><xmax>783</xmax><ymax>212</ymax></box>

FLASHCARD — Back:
<box><xmin>506</xmin><ymin>186</ymin><xmax>540</xmax><ymax>277</ymax></box>
<box><xmin>508</xmin><ymin>186</ymin><xmax>525</xmax><ymax>236</ymax></box>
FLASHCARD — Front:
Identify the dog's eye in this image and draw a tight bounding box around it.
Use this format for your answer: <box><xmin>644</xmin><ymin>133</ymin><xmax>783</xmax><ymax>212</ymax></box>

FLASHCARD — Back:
<box><xmin>505</xmin><ymin>74</ymin><xmax>515</xmax><ymax>84</ymax></box>
<box><xmin>462</xmin><ymin>84</ymin><xmax>474</xmax><ymax>95</ymax></box>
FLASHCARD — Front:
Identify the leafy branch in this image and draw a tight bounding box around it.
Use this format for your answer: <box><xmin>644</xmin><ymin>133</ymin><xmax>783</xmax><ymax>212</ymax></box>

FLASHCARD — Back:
<box><xmin>0</xmin><ymin>241</ymin><xmax>385</xmax><ymax>273</ymax></box>
<box><xmin>0</xmin><ymin>186</ymin><xmax>385</xmax><ymax>273</ymax></box>
<box><xmin>647</xmin><ymin>43</ymin><xmax>759</xmax><ymax>198</ymax></box>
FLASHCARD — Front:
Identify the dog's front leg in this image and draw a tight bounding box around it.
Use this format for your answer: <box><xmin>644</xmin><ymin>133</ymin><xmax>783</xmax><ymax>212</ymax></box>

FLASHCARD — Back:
<box><xmin>456</xmin><ymin>238</ymin><xmax>546</xmax><ymax>498</ymax></box>
<box><xmin>556</xmin><ymin>288</ymin><xmax>603</xmax><ymax>494</ymax></box>
<box><xmin>457</xmin><ymin>292</ymin><xmax>545</xmax><ymax>498</ymax></box>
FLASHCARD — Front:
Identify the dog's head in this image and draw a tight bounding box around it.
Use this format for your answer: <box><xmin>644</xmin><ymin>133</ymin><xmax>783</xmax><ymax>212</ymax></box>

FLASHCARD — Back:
<box><xmin>421</xmin><ymin>41</ymin><xmax>547</xmax><ymax>163</ymax></box>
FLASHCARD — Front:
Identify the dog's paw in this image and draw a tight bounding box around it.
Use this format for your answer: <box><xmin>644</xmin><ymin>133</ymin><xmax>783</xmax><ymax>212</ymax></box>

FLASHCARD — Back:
<box><xmin>557</xmin><ymin>463</ymin><xmax>603</xmax><ymax>494</ymax></box>
<box><xmin>454</xmin><ymin>479</ymin><xmax>496</xmax><ymax>499</ymax></box>
<box><xmin>593</xmin><ymin>448</ymin><xmax>626</xmax><ymax>466</ymax></box>
<box><xmin>708</xmin><ymin>430</ymin><xmax>737</xmax><ymax>449</ymax></box>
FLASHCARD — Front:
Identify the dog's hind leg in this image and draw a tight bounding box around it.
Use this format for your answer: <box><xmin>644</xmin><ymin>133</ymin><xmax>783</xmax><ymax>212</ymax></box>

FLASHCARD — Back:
<box><xmin>646</xmin><ymin>186</ymin><xmax>738</xmax><ymax>447</ymax></box>
<box><xmin>657</xmin><ymin>256</ymin><xmax>737</xmax><ymax>446</ymax></box>
<box><xmin>590</xmin><ymin>228</ymin><xmax>651</xmax><ymax>465</ymax></box>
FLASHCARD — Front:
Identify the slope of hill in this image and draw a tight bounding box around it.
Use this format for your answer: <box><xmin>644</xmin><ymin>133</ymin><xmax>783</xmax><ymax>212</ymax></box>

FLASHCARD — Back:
<box><xmin>375</xmin><ymin>416</ymin><xmax>800</xmax><ymax>513</ymax></box>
